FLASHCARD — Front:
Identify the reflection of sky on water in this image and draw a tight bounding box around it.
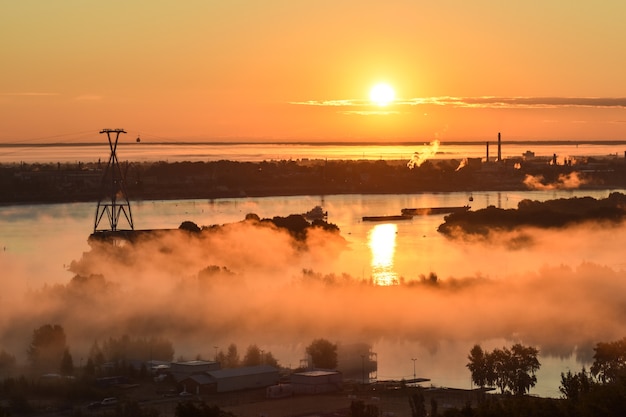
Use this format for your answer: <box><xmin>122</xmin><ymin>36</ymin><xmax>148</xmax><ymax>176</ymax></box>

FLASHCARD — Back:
<box><xmin>368</xmin><ymin>223</ymin><xmax>398</xmax><ymax>286</ymax></box>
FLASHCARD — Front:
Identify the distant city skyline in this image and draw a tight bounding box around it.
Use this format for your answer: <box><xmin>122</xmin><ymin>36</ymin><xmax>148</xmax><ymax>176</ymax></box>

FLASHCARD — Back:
<box><xmin>2</xmin><ymin>1</ymin><xmax>626</xmax><ymax>143</ymax></box>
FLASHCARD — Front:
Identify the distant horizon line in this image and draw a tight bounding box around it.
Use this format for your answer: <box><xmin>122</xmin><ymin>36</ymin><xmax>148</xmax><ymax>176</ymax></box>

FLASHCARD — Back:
<box><xmin>2</xmin><ymin>139</ymin><xmax>626</xmax><ymax>147</ymax></box>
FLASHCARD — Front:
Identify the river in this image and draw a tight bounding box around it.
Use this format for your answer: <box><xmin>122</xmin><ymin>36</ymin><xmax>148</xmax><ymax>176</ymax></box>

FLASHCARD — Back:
<box><xmin>2</xmin><ymin>188</ymin><xmax>626</xmax><ymax>397</ymax></box>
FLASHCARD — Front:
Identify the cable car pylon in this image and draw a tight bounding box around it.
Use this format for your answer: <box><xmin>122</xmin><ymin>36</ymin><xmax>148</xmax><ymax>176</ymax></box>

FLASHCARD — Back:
<box><xmin>93</xmin><ymin>128</ymin><xmax>134</xmax><ymax>236</ymax></box>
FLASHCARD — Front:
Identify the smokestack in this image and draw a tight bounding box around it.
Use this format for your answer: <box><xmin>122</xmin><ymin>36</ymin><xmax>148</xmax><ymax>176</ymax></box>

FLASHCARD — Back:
<box><xmin>486</xmin><ymin>141</ymin><xmax>489</xmax><ymax>162</ymax></box>
<box><xmin>497</xmin><ymin>132</ymin><xmax>502</xmax><ymax>162</ymax></box>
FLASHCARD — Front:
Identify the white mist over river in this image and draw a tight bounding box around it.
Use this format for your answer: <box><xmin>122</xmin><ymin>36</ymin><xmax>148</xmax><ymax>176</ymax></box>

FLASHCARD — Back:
<box><xmin>3</xmin><ymin>189</ymin><xmax>626</xmax><ymax>397</ymax></box>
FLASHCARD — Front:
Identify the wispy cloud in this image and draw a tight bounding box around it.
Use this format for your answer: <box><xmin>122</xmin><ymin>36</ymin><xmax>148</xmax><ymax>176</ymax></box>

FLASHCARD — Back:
<box><xmin>0</xmin><ymin>92</ymin><xmax>60</xmax><ymax>96</ymax></box>
<box><xmin>291</xmin><ymin>96</ymin><xmax>626</xmax><ymax>110</ymax></box>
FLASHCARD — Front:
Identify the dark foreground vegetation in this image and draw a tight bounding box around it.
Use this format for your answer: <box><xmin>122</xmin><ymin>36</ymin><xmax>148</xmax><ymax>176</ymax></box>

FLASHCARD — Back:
<box><xmin>3</xmin><ymin>155</ymin><xmax>626</xmax><ymax>203</ymax></box>
<box><xmin>3</xmin><ymin>328</ymin><xmax>626</xmax><ymax>416</ymax></box>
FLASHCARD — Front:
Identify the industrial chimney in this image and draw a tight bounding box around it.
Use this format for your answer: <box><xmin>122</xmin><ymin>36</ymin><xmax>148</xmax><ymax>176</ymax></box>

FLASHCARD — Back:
<box><xmin>486</xmin><ymin>141</ymin><xmax>489</xmax><ymax>162</ymax></box>
<box><xmin>497</xmin><ymin>132</ymin><xmax>502</xmax><ymax>162</ymax></box>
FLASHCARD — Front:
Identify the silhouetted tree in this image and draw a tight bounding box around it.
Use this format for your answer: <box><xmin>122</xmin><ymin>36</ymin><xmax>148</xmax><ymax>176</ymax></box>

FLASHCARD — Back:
<box><xmin>306</xmin><ymin>338</ymin><xmax>337</xmax><ymax>369</ymax></box>
<box><xmin>591</xmin><ymin>337</ymin><xmax>626</xmax><ymax>383</ymax></box>
<box><xmin>179</xmin><ymin>220</ymin><xmax>201</xmax><ymax>233</ymax></box>
<box><xmin>263</xmin><ymin>351</ymin><xmax>279</xmax><ymax>367</ymax></box>
<box><xmin>467</xmin><ymin>344</ymin><xmax>490</xmax><ymax>388</ymax></box>
<box><xmin>221</xmin><ymin>343</ymin><xmax>239</xmax><ymax>368</ymax></box>
<box><xmin>242</xmin><ymin>344</ymin><xmax>261</xmax><ymax>366</ymax></box>
<box><xmin>0</xmin><ymin>349</ymin><xmax>16</xmax><ymax>376</ymax></box>
<box><xmin>559</xmin><ymin>367</ymin><xmax>592</xmax><ymax>402</ymax></box>
<box><xmin>60</xmin><ymin>348</ymin><xmax>74</xmax><ymax>375</ymax></box>
<box><xmin>467</xmin><ymin>343</ymin><xmax>540</xmax><ymax>395</ymax></box>
<box><xmin>101</xmin><ymin>335</ymin><xmax>174</xmax><ymax>363</ymax></box>
<box><xmin>27</xmin><ymin>324</ymin><xmax>67</xmax><ymax>373</ymax></box>
<box><xmin>509</xmin><ymin>343</ymin><xmax>540</xmax><ymax>395</ymax></box>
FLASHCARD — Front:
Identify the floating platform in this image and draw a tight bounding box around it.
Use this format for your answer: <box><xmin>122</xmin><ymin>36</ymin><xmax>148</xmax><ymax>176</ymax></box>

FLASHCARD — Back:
<box><xmin>88</xmin><ymin>229</ymin><xmax>180</xmax><ymax>243</ymax></box>
<box><xmin>401</xmin><ymin>206</ymin><xmax>470</xmax><ymax>216</ymax></box>
<box><xmin>362</xmin><ymin>215</ymin><xmax>413</xmax><ymax>222</ymax></box>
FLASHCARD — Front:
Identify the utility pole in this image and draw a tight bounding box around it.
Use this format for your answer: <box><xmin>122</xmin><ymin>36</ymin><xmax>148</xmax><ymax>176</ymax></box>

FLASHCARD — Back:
<box><xmin>94</xmin><ymin>128</ymin><xmax>134</xmax><ymax>233</ymax></box>
<box><xmin>411</xmin><ymin>357</ymin><xmax>417</xmax><ymax>380</ymax></box>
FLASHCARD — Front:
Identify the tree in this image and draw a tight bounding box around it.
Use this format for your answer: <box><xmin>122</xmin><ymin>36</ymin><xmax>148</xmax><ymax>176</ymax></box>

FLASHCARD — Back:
<box><xmin>220</xmin><ymin>343</ymin><xmax>239</xmax><ymax>368</ymax></box>
<box><xmin>306</xmin><ymin>338</ymin><xmax>337</xmax><ymax>369</ymax></box>
<box><xmin>60</xmin><ymin>348</ymin><xmax>74</xmax><ymax>375</ymax></box>
<box><xmin>467</xmin><ymin>344</ymin><xmax>490</xmax><ymax>388</ymax></box>
<box><xmin>27</xmin><ymin>324</ymin><xmax>67</xmax><ymax>373</ymax></box>
<box><xmin>466</xmin><ymin>343</ymin><xmax>540</xmax><ymax>395</ymax></box>
<box><xmin>591</xmin><ymin>337</ymin><xmax>626</xmax><ymax>383</ymax></box>
<box><xmin>559</xmin><ymin>367</ymin><xmax>592</xmax><ymax>402</ymax></box>
<box><xmin>0</xmin><ymin>349</ymin><xmax>16</xmax><ymax>376</ymax></box>
<box><xmin>179</xmin><ymin>220</ymin><xmax>201</xmax><ymax>233</ymax></box>
<box><xmin>263</xmin><ymin>351</ymin><xmax>279</xmax><ymax>367</ymax></box>
<box><xmin>509</xmin><ymin>343</ymin><xmax>540</xmax><ymax>395</ymax></box>
<box><xmin>242</xmin><ymin>344</ymin><xmax>261</xmax><ymax>367</ymax></box>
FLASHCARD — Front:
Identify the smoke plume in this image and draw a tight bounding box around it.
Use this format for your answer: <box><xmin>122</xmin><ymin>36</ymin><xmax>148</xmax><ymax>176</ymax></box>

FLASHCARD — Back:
<box><xmin>407</xmin><ymin>140</ymin><xmax>440</xmax><ymax>169</ymax></box>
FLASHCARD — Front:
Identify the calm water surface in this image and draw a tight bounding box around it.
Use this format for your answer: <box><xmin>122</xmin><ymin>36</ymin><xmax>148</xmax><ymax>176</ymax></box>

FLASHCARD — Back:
<box><xmin>1</xmin><ymin>189</ymin><xmax>623</xmax><ymax>397</ymax></box>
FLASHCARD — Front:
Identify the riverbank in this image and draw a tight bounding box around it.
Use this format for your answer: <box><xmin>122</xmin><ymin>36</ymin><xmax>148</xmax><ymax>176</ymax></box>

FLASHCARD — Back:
<box><xmin>3</xmin><ymin>155</ymin><xmax>626</xmax><ymax>204</ymax></box>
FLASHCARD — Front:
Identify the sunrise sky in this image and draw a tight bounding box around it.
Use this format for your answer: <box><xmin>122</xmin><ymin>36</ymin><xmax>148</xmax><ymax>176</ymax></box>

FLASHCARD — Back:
<box><xmin>2</xmin><ymin>1</ymin><xmax>626</xmax><ymax>143</ymax></box>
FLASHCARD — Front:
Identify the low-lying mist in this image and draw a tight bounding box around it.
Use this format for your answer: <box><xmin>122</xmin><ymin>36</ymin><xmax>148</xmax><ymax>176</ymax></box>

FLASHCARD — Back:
<box><xmin>2</xmin><ymin>213</ymin><xmax>626</xmax><ymax>393</ymax></box>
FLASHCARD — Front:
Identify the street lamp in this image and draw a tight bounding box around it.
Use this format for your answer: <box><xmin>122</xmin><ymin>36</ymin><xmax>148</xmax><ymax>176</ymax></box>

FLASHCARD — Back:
<box><xmin>411</xmin><ymin>358</ymin><xmax>417</xmax><ymax>380</ymax></box>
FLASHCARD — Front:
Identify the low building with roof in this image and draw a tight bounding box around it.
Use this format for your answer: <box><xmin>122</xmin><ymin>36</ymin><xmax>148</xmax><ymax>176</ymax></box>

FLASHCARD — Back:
<box><xmin>170</xmin><ymin>360</ymin><xmax>220</xmax><ymax>382</ymax></box>
<box><xmin>178</xmin><ymin>365</ymin><xmax>279</xmax><ymax>394</ymax></box>
<box><xmin>291</xmin><ymin>370</ymin><xmax>342</xmax><ymax>394</ymax></box>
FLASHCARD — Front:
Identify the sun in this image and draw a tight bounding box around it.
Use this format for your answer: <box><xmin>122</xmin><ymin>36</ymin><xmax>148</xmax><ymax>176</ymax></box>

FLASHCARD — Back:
<box><xmin>369</xmin><ymin>83</ymin><xmax>396</xmax><ymax>106</ymax></box>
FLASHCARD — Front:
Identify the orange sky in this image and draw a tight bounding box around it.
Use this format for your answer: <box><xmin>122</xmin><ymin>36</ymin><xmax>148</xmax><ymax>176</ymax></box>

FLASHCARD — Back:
<box><xmin>2</xmin><ymin>1</ymin><xmax>626</xmax><ymax>143</ymax></box>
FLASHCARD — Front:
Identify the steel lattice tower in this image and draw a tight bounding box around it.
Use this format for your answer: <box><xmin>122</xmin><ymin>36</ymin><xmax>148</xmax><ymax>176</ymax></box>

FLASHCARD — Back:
<box><xmin>93</xmin><ymin>128</ymin><xmax>134</xmax><ymax>233</ymax></box>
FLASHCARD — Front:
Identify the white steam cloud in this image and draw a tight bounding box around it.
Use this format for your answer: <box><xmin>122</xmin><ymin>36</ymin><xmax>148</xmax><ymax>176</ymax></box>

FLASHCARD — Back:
<box><xmin>407</xmin><ymin>140</ymin><xmax>440</xmax><ymax>169</ymax></box>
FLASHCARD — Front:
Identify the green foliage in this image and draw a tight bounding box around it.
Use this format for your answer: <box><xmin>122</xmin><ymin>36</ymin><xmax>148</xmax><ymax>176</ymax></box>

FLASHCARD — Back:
<box><xmin>306</xmin><ymin>338</ymin><xmax>338</xmax><ymax>369</ymax></box>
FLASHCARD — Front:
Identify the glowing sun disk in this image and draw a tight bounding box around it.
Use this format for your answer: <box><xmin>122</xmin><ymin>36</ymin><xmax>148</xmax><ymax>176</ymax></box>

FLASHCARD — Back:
<box><xmin>370</xmin><ymin>83</ymin><xmax>396</xmax><ymax>106</ymax></box>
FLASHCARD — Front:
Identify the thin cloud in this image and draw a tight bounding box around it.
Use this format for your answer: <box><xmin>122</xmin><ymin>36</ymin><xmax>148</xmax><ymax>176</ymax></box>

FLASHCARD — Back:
<box><xmin>291</xmin><ymin>96</ymin><xmax>626</xmax><ymax>110</ymax></box>
<box><xmin>342</xmin><ymin>110</ymin><xmax>401</xmax><ymax>116</ymax></box>
<box><xmin>0</xmin><ymin>92</ymin><xmax>60</xmax><ymax>97</ymax></box>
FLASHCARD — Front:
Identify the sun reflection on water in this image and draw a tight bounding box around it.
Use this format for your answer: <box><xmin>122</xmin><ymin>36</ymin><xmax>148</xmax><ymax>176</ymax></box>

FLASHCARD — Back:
<box><xmin>368</xmin><ymin>223</ymin><xmax>399</xmax><ymax>286</ymax></box>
